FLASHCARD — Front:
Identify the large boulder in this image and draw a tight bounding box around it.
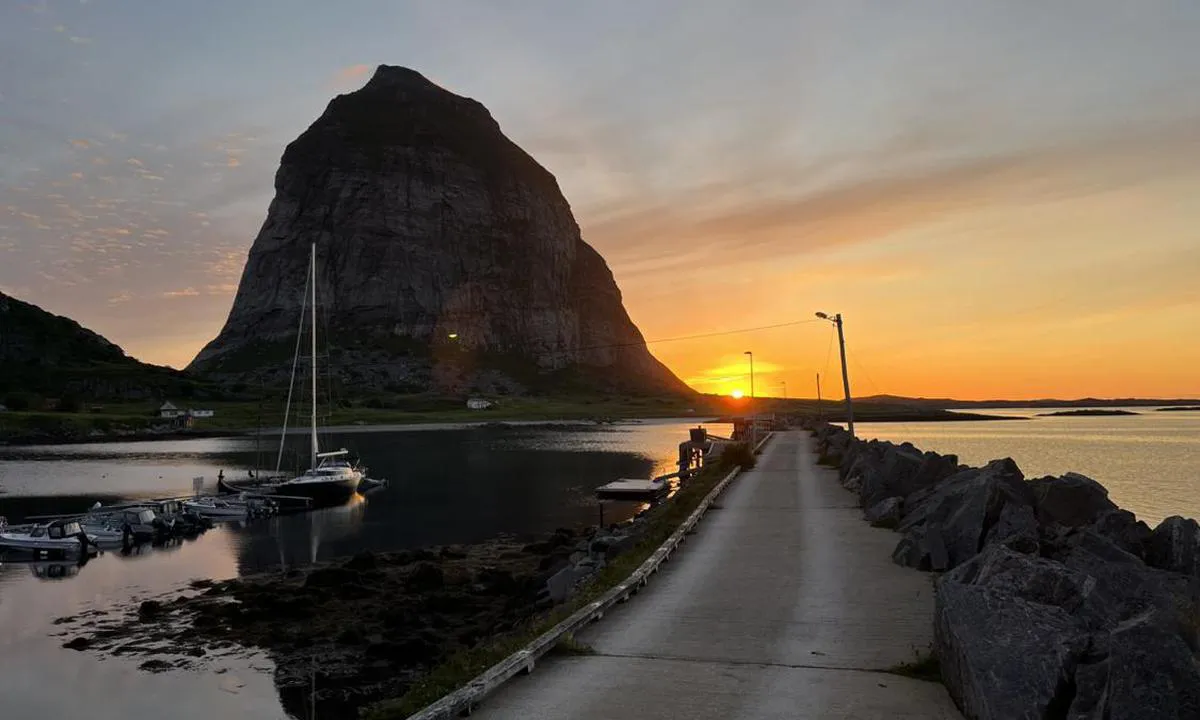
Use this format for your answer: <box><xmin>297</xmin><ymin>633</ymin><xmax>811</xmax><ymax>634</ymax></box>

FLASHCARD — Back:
<box><xmin>1028</xmin><ymin>472</ymin><xmax>1118</xmax><ymax>528</ymax></box>
<box><xmin>1145</xmin><ymin>515</ymin><xmax>1200</xmax><ymax>577</ymax></box>
<box><xmin>864</xmin><ymin>496</ymin><xmax>902</xmax><ymax>529</ymax></box>
<box><xmin>936</xmin><ymin>581</ymin><xmax>1088</xmax><ymax>719</ymax></box>
<box><xmin>1104</xmin><ymin>610</ymin><xmax>1200</xmax><ymax>719</ymax></box>
<box><xmin>1089</xmin><ymin>508</ymin><xmax>1152</xmax><ymax>558</ymax></box>
<box><xmin>856</xmin><ymin>443</ymin><xmax>959</xmax><ymax>509</ymax></box>
<box><xmin>893</xmin><ymin>458</ymin><xmax>1035</xmax><ymax>571</ymax></box>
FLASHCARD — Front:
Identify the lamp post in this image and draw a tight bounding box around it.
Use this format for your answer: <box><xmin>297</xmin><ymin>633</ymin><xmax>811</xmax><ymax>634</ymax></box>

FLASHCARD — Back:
<box><xmin>779</xmin><ymin>381</ymin><xmax>787</xmax><ymax>399</ymax></box>
<box><xmin>744</xmin><ymin>351</ymin><xmax>754</xmax><ymax>399</ymax></box>
<box><xmin>815</xmin><ymin>312</ymin><xmax>854</xmax><ymax>437</ymax></box>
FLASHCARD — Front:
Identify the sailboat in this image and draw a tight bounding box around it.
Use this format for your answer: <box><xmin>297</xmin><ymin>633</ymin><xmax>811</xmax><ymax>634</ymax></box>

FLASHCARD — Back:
<box><xmin>271</xmin><ymin>243</ymin><xmax>365</xmax><ymax>505</ymax></box>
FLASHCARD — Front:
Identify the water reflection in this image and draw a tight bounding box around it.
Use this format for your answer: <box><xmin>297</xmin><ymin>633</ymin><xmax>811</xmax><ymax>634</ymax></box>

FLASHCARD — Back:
<box><xmin>0</xmin><ymin>420</ymin><xmax>728</xmax><ymax>720</ymax></box>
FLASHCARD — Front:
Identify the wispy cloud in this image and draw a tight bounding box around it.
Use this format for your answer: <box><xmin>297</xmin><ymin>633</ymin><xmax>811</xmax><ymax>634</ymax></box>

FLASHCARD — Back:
<box><xmin>330</xmin><ymin>63</ymin><xmax>372</xmax><ymax>88</ymax></box>
<box><xmin>162</xmin><ymin>287</ymin><xmax>200</xmax><ymax>298</ymax></box>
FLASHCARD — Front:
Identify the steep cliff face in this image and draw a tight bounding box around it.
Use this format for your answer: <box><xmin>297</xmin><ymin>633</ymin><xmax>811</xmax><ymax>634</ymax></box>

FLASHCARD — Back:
<box><xmin>190</xmin><ymin>65</ymin><xmax>687</xmax><ymax>396</ymax></box>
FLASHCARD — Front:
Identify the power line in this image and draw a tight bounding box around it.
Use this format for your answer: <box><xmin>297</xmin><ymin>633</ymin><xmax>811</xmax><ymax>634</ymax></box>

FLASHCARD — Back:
<box><xmin>542</xmin><ymin>318</ymin><xmax>824</xmax><ymax>356</ymax></box>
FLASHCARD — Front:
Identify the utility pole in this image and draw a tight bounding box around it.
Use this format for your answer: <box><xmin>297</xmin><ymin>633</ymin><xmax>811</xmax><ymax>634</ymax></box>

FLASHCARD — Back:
<box><xmin>744</xmin><ymin>351</ymin><xmax>754</xmax><ymax>399</ymax></box>
<box><xmin>816</xmin><ymin>372</ymin><xmax>822</xmax><ymax>422</ymax></box>
<box><xmin>815</xmin><ymin>312</ymin><xmax>855</xmax><ymax>437</ymax></box>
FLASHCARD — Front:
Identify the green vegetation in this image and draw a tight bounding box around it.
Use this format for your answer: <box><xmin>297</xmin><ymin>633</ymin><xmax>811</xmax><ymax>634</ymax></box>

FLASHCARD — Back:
<box><xmin>363</xmin><ymin>449</ymin><xmax>752</xmax><ymax>719</ymax></box>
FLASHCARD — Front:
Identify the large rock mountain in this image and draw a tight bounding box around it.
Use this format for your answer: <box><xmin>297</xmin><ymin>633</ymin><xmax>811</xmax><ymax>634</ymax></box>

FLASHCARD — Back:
<box><xmin>0</xmin><ymin>291</ymin><xmax>186</xmax><ymax>400</ymax></box>
<box><xmin>190</xmin><ymin>65</ymin><xmax>687</xmax><ymax>396</ymax></box>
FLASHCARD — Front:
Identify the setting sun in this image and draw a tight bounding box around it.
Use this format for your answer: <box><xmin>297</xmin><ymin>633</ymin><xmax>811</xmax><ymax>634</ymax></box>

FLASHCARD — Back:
<box><xmin>730</xmin><ymin>389</ymin><xmax>744</xmax><ymax>399</ymax></box>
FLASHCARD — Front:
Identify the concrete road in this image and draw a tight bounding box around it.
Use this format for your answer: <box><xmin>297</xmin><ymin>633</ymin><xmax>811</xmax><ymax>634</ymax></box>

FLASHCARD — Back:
<box><xmin>472</xmin><ymin>431</ymin><xmax>962</xmax><ymax>720</ymax></box>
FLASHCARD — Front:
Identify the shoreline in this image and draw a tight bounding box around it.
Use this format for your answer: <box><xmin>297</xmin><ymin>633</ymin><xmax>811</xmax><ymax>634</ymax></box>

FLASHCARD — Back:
<box><xmin>54</xmin><ymin>451</ymin><xmax>753</xmax><ymax>720</ymax></box>
<box><xmin>0</xmin><ymin>408</ymin><xmax>1032</xmax><ymax>448</ymax></box>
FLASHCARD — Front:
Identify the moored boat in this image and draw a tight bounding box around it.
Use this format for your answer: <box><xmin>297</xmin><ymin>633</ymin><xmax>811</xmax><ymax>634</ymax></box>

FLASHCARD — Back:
<box><xmin>0</xmin><ymin>517</ymin><xmax>97</xmax><ymax>558</ymax></box>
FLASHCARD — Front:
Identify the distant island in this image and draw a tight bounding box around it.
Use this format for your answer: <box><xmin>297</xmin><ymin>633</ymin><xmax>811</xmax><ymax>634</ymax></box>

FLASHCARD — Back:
<box><xmin>1037</xmin><ymin>409</ymin><xmax>1139</xmax><ymax>417</ymax></box>
<box><xmin>1157</xmin><ymin>406</ymin><xmax>1200</xmax><ymax>412</ymax></box>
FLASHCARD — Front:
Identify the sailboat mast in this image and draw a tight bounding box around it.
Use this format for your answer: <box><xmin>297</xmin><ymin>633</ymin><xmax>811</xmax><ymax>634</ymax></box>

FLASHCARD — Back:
<box><xmin>310</xmin><ymin>242</ymin><xmax>319</xmax><ymax>469</ymax></box>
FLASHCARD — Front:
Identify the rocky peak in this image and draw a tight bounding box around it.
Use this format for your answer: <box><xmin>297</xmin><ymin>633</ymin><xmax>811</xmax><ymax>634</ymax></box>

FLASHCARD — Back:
<box><xmin>189</xmin><ymin>66</ymin><xmax>687</xmax><ymax>397</ymax></box>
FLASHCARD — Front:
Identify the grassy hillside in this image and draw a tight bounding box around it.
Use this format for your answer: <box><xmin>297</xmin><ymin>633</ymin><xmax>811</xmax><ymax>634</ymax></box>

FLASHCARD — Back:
<box><xmin>0</xmin><ymin>291</ymin><xmax>201</xmax><ymax>403</ymax></box>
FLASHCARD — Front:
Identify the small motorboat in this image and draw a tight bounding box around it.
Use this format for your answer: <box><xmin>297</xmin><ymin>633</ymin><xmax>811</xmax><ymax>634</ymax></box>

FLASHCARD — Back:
<box><xmin>0</xmin><ymin>517</ymin><xmax>98</xmax><ymax>558</ymax></box>
<box><xmin>82</xmin><ymin>506</ymin><xmax>164</xmax><ymax>543</ymax></box>
<box><xmin>182</xmin><ymin>494</ymin><xmax>277</xmax><ymax>521</ymax></box>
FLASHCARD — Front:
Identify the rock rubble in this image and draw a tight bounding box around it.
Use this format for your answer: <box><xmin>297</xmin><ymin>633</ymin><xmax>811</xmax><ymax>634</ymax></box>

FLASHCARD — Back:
<box><xmin>810</xmin><ymin>421</ymin><xmax>1200</xmax><ymax>720</ymax></box>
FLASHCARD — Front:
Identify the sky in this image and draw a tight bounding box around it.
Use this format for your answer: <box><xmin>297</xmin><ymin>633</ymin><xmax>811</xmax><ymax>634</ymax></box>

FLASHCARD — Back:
<box><xmin>2</xmin><ymin>0</ymin><xmax>1199</xmax><ymax>400</ymax></box>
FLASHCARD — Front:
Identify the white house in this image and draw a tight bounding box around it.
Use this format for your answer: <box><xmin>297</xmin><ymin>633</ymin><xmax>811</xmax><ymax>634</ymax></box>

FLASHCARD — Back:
<box><xmin>466</xmin><ymin>398</ymin><xmax>493</xmax><ymax>410</ymax></box>
<box><xmin>159</xmin><ymin>401</ymin><xmax>183</xmax><ymax>418</ymax></box>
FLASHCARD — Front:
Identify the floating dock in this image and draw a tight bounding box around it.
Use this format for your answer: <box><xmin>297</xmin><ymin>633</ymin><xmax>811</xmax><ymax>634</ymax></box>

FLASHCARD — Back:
<box><xmin>596</xmin><ymin>478</ymin><xmax>670</xmax><ymax>502</ymax></box>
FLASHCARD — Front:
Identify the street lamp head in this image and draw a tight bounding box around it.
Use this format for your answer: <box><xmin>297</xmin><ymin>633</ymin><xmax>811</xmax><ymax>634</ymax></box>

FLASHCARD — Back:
<box><xmin>744</xmin><ymin>350</ymin><xmax>752</xmax><ymax>356</ymax></box>
<box><xmin>815</xmin><ymin>312</ymin><xmax>829</xmax><ymax>320</ymax></box>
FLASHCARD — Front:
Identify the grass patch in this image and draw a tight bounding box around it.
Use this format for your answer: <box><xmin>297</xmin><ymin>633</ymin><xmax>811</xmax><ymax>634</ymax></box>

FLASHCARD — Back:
<box><xmin>884</xmin><ymin>650</ymin><xmax>942</xmax><ymax>683</ymax></box>
<box><xmin>362</xmin><ymin>451</ymin><xmax>752</xmax><ymax>719</ymax></box>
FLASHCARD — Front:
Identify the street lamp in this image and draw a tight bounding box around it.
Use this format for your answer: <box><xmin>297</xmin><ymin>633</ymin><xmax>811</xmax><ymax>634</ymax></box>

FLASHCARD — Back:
<box><xmin>815</xmin><ymin>312</ymin><xmax>854</xmax><ymax>437</ymax></box>
<box><xmin>743</xmin><ymin>351</ymin><xmax>754</xmax><ymax>399</ymax></box>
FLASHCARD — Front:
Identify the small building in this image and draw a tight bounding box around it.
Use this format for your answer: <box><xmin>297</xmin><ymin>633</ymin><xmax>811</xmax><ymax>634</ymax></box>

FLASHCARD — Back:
<box><xmin>189</xmin><ymin>409</ymin><xmax>215</xmax><ymax>418</ymax></box>
<box><xmin>466</xmin><ymin>398</ymin><xmax>493</xmax><ymax>410</ymax></box>
<box><xmin>159</xmin><ymin>401</ymin><xmax>183</xmax><ymax>418</ymax></box>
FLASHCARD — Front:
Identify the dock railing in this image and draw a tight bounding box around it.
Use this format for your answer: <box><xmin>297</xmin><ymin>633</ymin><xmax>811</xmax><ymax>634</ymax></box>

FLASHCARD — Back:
<box><xmin>406</xmin><ymin>431</ymin><xmax>774</xmax><ymax>719</ymax></box>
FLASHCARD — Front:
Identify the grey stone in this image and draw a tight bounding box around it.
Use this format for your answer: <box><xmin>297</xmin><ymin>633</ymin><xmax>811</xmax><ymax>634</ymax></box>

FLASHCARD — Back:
<box><xmin>1029</xmin><ymin>472</ymin><xmax>1118</xmax><ymax>528</ymax></box>
<box><xmin>1145</xmin><ymin>515</ymin><xmax>1200</xmax><ymax>577</ymax></box>
<box><xmin>1089</xmin><ymin>509</ymin><xmax>1151</xmax><ymax>558</ymax></box>
<box><xmin>945</xmin><ymin>544</ymin><xmax>1095</xmax><ymax>613</ymax></box>
<box><xmin>864</xmin><ymin>496</ymin><xmax>902</xmax><ymax>529</ymax></box>
<box><xmin>935</xmin><ymin>581</ymin><xmax>1088</xmax><ymax>720</ymax></box>
<box><xmin>186</xmin><ymin>65</ymin><xmax>686</xmax><ymax>396</ymax></box>
<box><xmin>1104</xmin><ymin>610</ymin><xmax>1200</xmax><ymax>719</ymax></box>
<box><xmin>893</xmin><ymin>458</ymin><xmax>1033</xmax><ymax>570</ymax></box>
<box><xmin>1067</xmin><ymin>659</ymin><xmax>1110</xmax><ymax>720</ymax></box>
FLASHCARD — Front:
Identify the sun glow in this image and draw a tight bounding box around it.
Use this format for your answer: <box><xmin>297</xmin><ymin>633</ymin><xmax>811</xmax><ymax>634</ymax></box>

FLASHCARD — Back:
<box><xmin>730</xmin><ymin>389</ymin><xmax>744</xmax><ymax>399</ymax></box>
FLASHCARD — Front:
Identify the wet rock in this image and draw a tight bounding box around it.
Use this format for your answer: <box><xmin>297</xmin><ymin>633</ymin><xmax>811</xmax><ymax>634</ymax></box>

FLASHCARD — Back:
<box><xmin>138</xmin><ymin>600</ymin><xmax>163</xmax><ymax>620</ymax></box>
<box><xmin>345</xmin><ymin>551</ymin><xmax>378</xmax><ymax>571</ymax></box>
<box><xmin>864</xmin><ymin>497</ymin><xmax>902</xmax><ymax>529</ymax></box>
<box><xmin>62</xmin><ymin>636</ymin><xmax>92</xmax><ymax>651</ymax></box>
<box><xmin>1029</xmin><ymin>472</ymin><xmax>1118</xmax><ymax>528</ymax></box>
<box><xmin>405</xmin><ymin>562</ymin><xmax>445</xmax><ymax>592</ymax></box>
<box><xmin>138</xmin><ymin>659</ymin><xmax>175</xmax><ymax>673</ymax></box>
<box><xmin>1145</xmin><ymin>515</ymin><xmax>1200</xmax><ymax>577</ymax></box>
<box><xmin>304</xmin><ymin>566</ymin><xmax>359</xmax><ymax>589</ymax></box>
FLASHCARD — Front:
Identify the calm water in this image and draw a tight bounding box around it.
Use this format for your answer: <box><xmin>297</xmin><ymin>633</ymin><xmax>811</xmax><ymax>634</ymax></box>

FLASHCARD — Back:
<box><xmin>853</xmin><ymin>408</ymin><xmax>1200</xmax><ymax>526</ymax></box>
<box><xmin>0</xmin><ymin>419</ymin><xmax>726</xmax><ymax>720</ymax></box>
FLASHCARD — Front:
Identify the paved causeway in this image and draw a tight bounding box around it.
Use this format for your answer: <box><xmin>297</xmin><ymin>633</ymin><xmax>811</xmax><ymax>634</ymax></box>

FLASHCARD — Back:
<box><xmin>472</xmin><ymin>431</ymin><xmax>961</xmax><ymax>719</ymax></box>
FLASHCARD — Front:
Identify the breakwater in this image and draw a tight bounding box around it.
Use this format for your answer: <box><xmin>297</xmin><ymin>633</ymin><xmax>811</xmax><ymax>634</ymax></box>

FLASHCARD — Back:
<box><xmin>810</xmin><ymin>421</ymin><xmax>1200</xmax><ymax>719</ymax></box>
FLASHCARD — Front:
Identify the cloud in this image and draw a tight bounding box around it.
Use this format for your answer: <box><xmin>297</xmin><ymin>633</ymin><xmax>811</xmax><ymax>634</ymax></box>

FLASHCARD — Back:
<box><xmin>69</xmin><ymin>138</ymin><xmax>90</xmax><ymax>148</ymax></box>
<box><xmin>581</xmin><ymin>121</ymin><xmax>1200</xmax><ymax>279</ymax></box>
<box><xmin>107</xmin><ymin>290</ymin><xmax>134</xmax><ymax>305</ymax></box>
<box><xmin>69</xmin><ymin>172</ymin><xmax>84</xmax><ymax>180</ymax></box>
<box><xmin>331</xmin><ymin>64</ymin><xmax>372</xmax><ymax>88</ymax></box>
<box><xmin>69</xmin><ymin>36</ymin><xmax>91</xmax><ymax>44</ymax></box>
<box><xmin>226</xmin><ymin>156</ymin><xmax>240</xmax><ymax>168</ymax></box>
<box><xmin>126</xmin><ymin>157</ymin><xmax>144</xmax><ymax>167</ymax></box>
<box><xmin>162</xmin><ymin>287</ymin><xmax>200</xmax><ymax>298</ymax></box>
